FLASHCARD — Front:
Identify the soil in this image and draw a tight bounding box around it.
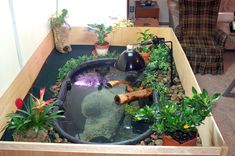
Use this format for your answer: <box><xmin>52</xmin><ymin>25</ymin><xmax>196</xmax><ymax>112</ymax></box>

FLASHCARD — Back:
<box><xmin>170</xmin><ymin>130</ymin><xmax>197</xmax><ymax>144</ymax></box>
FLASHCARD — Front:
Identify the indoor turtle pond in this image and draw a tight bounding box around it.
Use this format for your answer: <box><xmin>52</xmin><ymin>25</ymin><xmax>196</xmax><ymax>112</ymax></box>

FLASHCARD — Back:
<box><xmin>55</xmin><ymin>58</ymin><xmax>154</xmax><ymax>144</ymax></box>
<box><xmin>1</xmin><ymin>45</ymin><xmax>193</xmax><ymax>146</ymax></box>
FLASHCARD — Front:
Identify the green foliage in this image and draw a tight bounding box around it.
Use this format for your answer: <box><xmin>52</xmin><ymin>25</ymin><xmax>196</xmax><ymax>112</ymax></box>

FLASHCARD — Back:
<box><xmin>135</xmin><ymin>104</ymin><xmax>157</xmax><ymax>123</ymax></box>
<box><xmin>147</xmin><ymin>44</ymin><xmax>170</xmax><ymax>71</ymax></box>
<box><xmin>137</xmin><ymin>29</ymin><xmax>155</xmax><ymax>44</ymax></box>
<box><xmin>5</xmin><ymin>91</ymin><xmax>64</xmax><ymax>134</ymax></box>
<box><xmin>57</xmin><ymin>51</ymin><xmax>119</xmax><ymax>80</ymax></box>
<box><xmin>51</xmin><ymin>9</ymin><xmax>68</xmax><ymax>27</ymax></box>
<box><xmin>58</xmin><ymin>55</ymin><xmax>95</xmax><ymax>80</ymax></box>
<box><xmin>140</xmin><ymin>43</ymin><xmax>170</xmax><ymax>97</ymax></box>
<box><xmin>87</xmin><ymin>23</ymin><xmax>113</xmax><ymax>45</ymax></box>
<box><xmin>136</xmin><ymin>29</ymin><xmax>155</xmax><ymax>53</ymax></box>
<box><xmin>135</xmin><ymin>87</ymin><xmax>221</xmax><ymax>134</ymax></box>
<box><xmin>124</xmin><ymin>103</ymin><xmax>140</xmax><ymax>116</ymax></box>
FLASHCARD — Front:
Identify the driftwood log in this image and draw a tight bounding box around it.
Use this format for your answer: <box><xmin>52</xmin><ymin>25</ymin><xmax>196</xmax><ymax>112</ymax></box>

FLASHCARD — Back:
<box><xmin>52</xmin><ymin>22</ymin><xmax>72</xmax><ymax>53</ymax></box>
<box><xmin>107</xmin><ymin>80</ymin><xmax>134</xmax><ymax>92</ymax></box>
<box><xmin>114</xmin><ymin>88</ymin><xmax>152</xmax><ymax>104</ymax></box>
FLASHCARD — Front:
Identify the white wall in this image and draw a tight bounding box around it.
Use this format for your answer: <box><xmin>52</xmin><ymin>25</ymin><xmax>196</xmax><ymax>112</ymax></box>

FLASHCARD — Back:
<box><xmin>58</xmin><ymin>0</ymin><xmax>127</xmax><ymax>26</ymax></box>
<box><xmin>13</xmin><ymin>0</ymin><xmax>56</xmax><ymax>64</ymax></box>
<box><xmin>0</xmin><ymin>0</ymin><xmax>20</xmax><ymax>96</ymax></box>
<box><xmin>0</xmin><ymin>0</ymin><xmax>128</xmax><ymax>97</ymax></box>
<box><xmin>0</xmin><ymin>0</ymin><xmax>56</xmax><ymax>97</ymax></box>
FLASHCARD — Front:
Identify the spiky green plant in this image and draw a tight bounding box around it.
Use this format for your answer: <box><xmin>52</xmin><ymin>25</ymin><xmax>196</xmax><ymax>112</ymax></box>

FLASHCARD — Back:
<box><xmin>5</xmin><ymin>88</ymin><xmax>64</xmax><ymax>134</ymax></box>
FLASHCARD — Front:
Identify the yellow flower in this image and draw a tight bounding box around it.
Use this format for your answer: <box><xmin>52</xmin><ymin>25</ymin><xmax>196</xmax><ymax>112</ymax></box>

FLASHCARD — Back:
<box><xmin>183</xmin><ymin>124</ymin><xmax>190</xmax><ymax>129</ymax></box>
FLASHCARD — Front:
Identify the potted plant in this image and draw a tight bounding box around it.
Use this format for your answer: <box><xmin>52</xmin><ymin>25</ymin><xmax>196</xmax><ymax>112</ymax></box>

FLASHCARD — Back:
<box><xmin>136</xmin><ymin>29</ymin><xmax>155</xmax><ymax>62</ymax></box>
<box><xmin>135</xmin><ymin>87</ymin><xmax>221</xmax><ymax>146</ymax></box>
<box><xmin>87</xmin><ymin>23</ymin><xmax>113</xmax><ymax>56</ymax></box>
<box><xmin>4</xmin><ymin>87</ymin><xmax>64</xmax><ymax>142</ymax></box>
<box><xmin>51</xmin><ymin>9</ymin><xmax>72</xmax><ymax>53</ymax></box>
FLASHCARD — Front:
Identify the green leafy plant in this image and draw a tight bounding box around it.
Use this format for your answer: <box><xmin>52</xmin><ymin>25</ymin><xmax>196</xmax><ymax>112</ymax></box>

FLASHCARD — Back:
<box><xmin>147</xmin><ymin>44</ymin><xmax>170</xmax><ymax>71</ymax></box>
<box><xmin>136</xmin><ymin>29</ymin><xmax>155</xmax><ymax>53</ymax></box>
<box><xmin>140</xmin><ymin>43</ymin><xmax>170</xmax><ymax>97</ymax></box>
<box><xmin>87</xmin><ymin>23</ymin><xmax>113</xmax><ymax>45</ymax></box>
<box><xmin>5</xmin><ymin>88</ymin><xmax>64</xmax><ymax>134</ymax></box>
<box><xmin>51</xmin><ymin>9</ymin><xmax>68</xmax><ymax>27</ymax></box>
<box><xmin>135</xmin><ymin>87</ymin><xmax>221</xmax><ymax>135</ymax></box>
<box><xmin>124</xmin><ymin>103</ymin><xmax>140</xmax><ymax>116</ymax></box>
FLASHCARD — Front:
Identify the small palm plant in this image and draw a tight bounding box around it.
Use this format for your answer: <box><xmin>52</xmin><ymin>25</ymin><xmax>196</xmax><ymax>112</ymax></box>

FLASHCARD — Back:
<box><xmin>5</xmin><ymin>87</ymin><xmax>64</xmax><ymax>142</ymax></box>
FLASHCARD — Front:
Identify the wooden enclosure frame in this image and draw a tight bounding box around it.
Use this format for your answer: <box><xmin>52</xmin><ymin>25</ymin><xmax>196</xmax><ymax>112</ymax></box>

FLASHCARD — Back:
<box><xmin>0</xmin><ymin>27</ymin><xmax>228</xmax><ymax>156</ymax></box>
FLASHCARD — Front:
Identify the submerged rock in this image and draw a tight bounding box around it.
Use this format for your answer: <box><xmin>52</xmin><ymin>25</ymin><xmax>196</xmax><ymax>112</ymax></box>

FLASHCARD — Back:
<box><xmin>80</xmin><ymin>87</ymin><xmax>125</xmax><ymax>142</ymax></box>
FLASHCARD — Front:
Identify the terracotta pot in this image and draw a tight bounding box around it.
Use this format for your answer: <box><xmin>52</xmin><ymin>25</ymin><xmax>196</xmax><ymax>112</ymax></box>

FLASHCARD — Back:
<box><xmin>13</xmin><ymin>129</ymin><xmax>48</xmax><ymax>142</ymax></box>
<box><xmin>162</xmin><ymin>135</ymin><xmax>197</xmax><ymax>146</ymax></box>
<box><xmin>95</xmin><ymin>42</ymin><xmax>110</xmax><ymax>56</ymax></box>
<box><xmin>140</xmin><ymin>52</ymin><xmax>150</xmax><ymax>63</ymax></box>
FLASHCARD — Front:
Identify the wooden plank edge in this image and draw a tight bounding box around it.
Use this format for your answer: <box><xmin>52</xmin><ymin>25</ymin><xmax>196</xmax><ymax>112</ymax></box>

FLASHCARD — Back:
<box><xmin>169</xmin><ymin>28</ymin><xmax>227</xmax><ymax>149</ymax></box>
<box><xmin>0</xmin><ymin>142</ymin><xmax>222</xmax><ymax>156</ymax></box>
<box><xmin>69</xmin><ymin>27</ymin><xmax>172</xmax><ymax>46</ymax></box>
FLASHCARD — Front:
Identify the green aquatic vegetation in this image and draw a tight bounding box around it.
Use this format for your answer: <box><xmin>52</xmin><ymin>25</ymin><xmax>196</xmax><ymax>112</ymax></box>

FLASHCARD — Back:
<box><xmin>57</xmin><ymin>51</ymin><xmax>119</xmax><ymax>80</ymax></box>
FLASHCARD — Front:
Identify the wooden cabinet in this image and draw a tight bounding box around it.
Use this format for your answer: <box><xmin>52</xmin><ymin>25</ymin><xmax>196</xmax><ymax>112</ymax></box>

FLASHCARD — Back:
<box><xmin>135</xmin><ymin>1</ymin><xmax>160</xmax><ymax>20</ymax></box>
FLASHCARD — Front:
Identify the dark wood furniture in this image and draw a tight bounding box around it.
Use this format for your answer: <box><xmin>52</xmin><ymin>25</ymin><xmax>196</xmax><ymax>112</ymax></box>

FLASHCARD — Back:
<box><xmin>135</xmin><ymin>1</ymin><xmax>160</xmax><ymax>20</ymax></box>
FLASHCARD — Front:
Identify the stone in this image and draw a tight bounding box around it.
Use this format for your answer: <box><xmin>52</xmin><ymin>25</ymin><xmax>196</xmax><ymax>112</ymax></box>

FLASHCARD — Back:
<box><xmin>171</xmin><ymin>94</ymin><xmax>178</xmax><ymax>100</ymax></box>
<box><xmin>54</xmin><ymin>133</ymin><xmax>60</xmax><ymax>139</ymax></box>
<box><xmin>80</xmin><ymin>87</ymin><xmax>125</xmax><ymax>142</ymax></box>
<box><xmin>174</xmin><ymin>77</ymin><xmax>180</xmax><ymax>83</ymax></box>
<box><xmin>140</xmin><ymin>140</ymin><xmax>146</xmax><ymax>145</ymax></box>
<box><xmin>171</xmin><ymin>85</ymin><xmax>176</xmax><ymax>90</ymax></box>
<box><xmin>63</xmin><ymin>138</ymin><xmax>68</xmax><ymax>143</ymax></box>
<box><xmin>144</xmin><ymin>138</ymin><xmax>151</xmax><ymax>144</ymax></box>
<box><xmin>163</xmin><ymin>78</ymin><xmax>168</xmax><ymax>83</ymax></box>
<box><xmin>55</xmin><ymin>138</ymin><xmax>63</xmax><ymax>143</ymax></box>
<box><xmin>148</xmin><ymin>142</ymin><xmax>155</xmax><ymax>146</ymax></box>
<box><xmin>197</xmin><ymin>136</ymin><xmax>202</xmax><ymax>144</ymax></box>
<box><xmin>150</xmin><ymin>134</ymin><xmax>158</xmax><ymax>140</ymax></box>
<box><xmin>154</xmin><ymin>139</ymin><xmax>163</xmax><ymax>146</ymax></box>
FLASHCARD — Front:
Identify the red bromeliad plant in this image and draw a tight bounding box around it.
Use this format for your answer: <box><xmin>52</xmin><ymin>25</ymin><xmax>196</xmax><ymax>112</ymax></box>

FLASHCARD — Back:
<box><xmin>5</xmin><ymin>87</ymin><xmax>64</xmax><ymax>142</ymax></box>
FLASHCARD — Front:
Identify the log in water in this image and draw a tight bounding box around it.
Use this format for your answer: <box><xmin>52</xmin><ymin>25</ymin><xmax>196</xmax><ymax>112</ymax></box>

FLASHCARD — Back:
<box><xmin>114</xmin><ymin>88</ymin><xmax>152</xmax><ymax>104</ymax></box>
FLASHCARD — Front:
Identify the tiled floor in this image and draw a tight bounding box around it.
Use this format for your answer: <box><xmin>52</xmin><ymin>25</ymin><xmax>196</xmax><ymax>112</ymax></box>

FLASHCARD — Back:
<box><xmin>196</xmin><ymin>50</ymin><xmax>235</xmax><ymax>156</ymax></box>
